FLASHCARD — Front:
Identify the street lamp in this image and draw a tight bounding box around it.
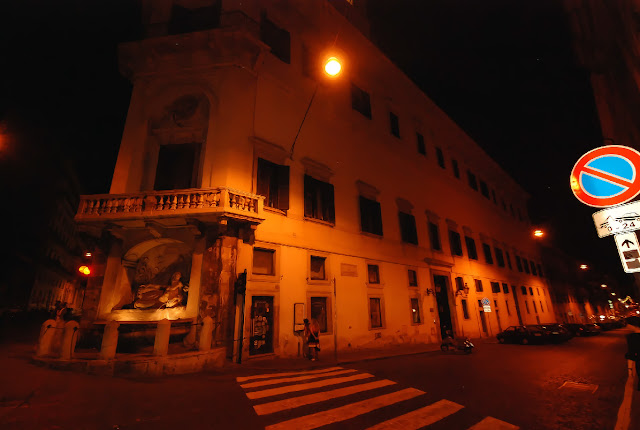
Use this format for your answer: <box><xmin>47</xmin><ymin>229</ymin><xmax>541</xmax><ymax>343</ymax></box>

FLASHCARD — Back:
<box><xmin>533</xmin><ymin>229</ymin><xmax>544</xmax><ymax>238</ymax></box>
<box><xmin>324</xmin><ymin>57</ymin><xmax>342</xmax><ymax>77</ymax></box>
<box><xmin>580</xmin><ymin>264</ymin><xmax>588</xmax><ymax>270</ymax></box>
<box><xmin>601</xmin><ymin>284</ymin><xmax>607</xmax><ymax>288</ymax></box>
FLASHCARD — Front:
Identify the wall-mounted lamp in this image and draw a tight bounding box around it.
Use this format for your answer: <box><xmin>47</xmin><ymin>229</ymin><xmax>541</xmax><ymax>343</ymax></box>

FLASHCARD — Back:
<box><xmin>426</xmin><ymin>288</ymin><xmax>435</xmax><ymax>296</ymax></box>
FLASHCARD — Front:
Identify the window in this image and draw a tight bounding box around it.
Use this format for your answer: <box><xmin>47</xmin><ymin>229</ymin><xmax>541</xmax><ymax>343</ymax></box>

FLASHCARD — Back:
<box><xmin>399</xmin><ymin>212</ymin><xmax>418</xmax><ymax>245</ymax></box>
<box><xmin>436</xmin><ymin>147</ymin><xmax>445</xmax><ymax>169</ymax></box>
<box><xmin>491</xmin><ymin>282</ymin><xmax>501</xmax><ymax>293</ymax></box>
<box><xmin>537</xmin><ymin>264</ymin><xmax>544</xmax><ymax>277</ymax></box>
<box><xmin>455</xmin><ymin>276</ymin><xmax>465</xmax><ymax>292</ymax></box>
<box><xmin>310</xmin><ymin>297</ymin><xmax>328</xmax><ymax>333</ymax></box>
<box><xmin>482</xmin><ymin>243</ymin><xmax>493</xmax><ymax>264</ymax></box>
<box><xmin>428</xmin><ymin>222</ymin><xmax>442</xmax><ymax>251</ymax></box>
<box><xmin>475</xmin><ymin>279</ymin><xmax>484</xmax><ymax>292</ymax></box>
<box><xmin>408</xmin><ymin>269</ymin><xmax>418</xmax><ymax>287</ymax></box>
<box><xmin>351</xmin><ymin>83</ymin><xmax>372</xmax><ymax>119</ymax></box>
<box><xmin>257</xmin><ymin>158</ymin><xmax>290</xmax><ymax>211</ymax></box>
<box><xmin>521</xmin><ymin>286</ymin><xmax>527</xmax><ymax>295</ymax></box>
<box><xmin>410</xmin><ymin>298</ymin><xmax>421</xmax><ymax>324</ymax></box>
<box><xmin>461</xmin><ymin>299</ymin><xmax>470</xmax><ymax>319</ymax></box>
<box><xmin>502</xmin><ymin>283</ymin><xmax>509</xmax><ymax>294</ymax></box>
<box><xmin>491</xmin><ymin>189</ymin><xmax>497</xmax><ymax>204</ymax></box>
<box><xmin>369</xmin><ymin>297</ymin><xmax>383</xmax><ymax>328</ymax></box>
<box><xmin>310</xmin><ymin>256</ymin><xmax>327</xmax><ymax>280</ymax></box>
<box><xmin>525</xmin><ymin>301</ymin><xmax>530</xmax><ymax>314</ymax></box>
<box><xmin>505</xmin><ymin>251</ymin><xmax>512</xmax><ymax>270</ymax></box>
<box><xmin>529</xmin><ymin>287</ymin><xmax>534</xmax><ymax>295</ymax></box>
<box><xmin>260</xmin><ymin>16</ymin><xmax>290</xmax><ymax>63</ymax></box>
<box><xmin>515</xmin><ymin>256</ymin><xmax>523</xmax><ymax>272</ymax></box>
<box><xmin>530</xmin><ymin>262</ymin><xmax>538</xmax><ymax>276</ymax></box>
<box><xmin>495</xmin><ymin>248</ymin><xmax>505</xmax><ymax>267</ymax></box>
<box><xmin>359</xmin><ymin>196</ymin><xmax>383</xmax><ymax>236</ymax></box>
<box><xmin>522</xmin><ymin>258</ymin><xmax>530</xmax><ymax>274</ymax></box>
<box><xmin>367</xmin><ymin>264</ymin><xmax>380</xmax><ymax>284</ymax></box>
<box><xmin>467</xmin><ymin>171</ymin><xmax>478</xmax><ymax>191</ymax></box>
<box><xmin>416</xmin><ymin>133</ymin><xmax>426</xmax><ymax>155</ymax></box>
<box><xmin>479</xmin><ymin>180</ymin><xmax>490</xmax><ymax>199</ymax></box>
<box><xmin>540</xmin><ymin>301</ymin><xmax>544</xmax><ymax>312</ymax></box>
<box><xmin>532</xmin><ymin>301</ymin><xmax>538</xmax><ymax>313</ymax></box>
<box><xmin>304</xmin><ymin>175</ymin><xmax>335</xmax><ymax>223</ymax></box>
<box><xmin>505</xmin><ymin>300</ymin><xmax>511</xmax><ymax>315</ymax></box>
<box><xmin>252</xmin><ymin>248</ymin><xmax>275</xmax><ymax>275</ymax></box>
<box><xmin>389</xmin><ymin>112</ymin><xmax>400</xmax><ymax>137</ymax></box>
<box><xmin>452</xmin><ymin>159</ymin><xmax>460</xmax><ymax>178</ymax></box>
<box><xmin>465</xmin><ymin>236</ymin><xmax>478</xmax><ymax>260</ymax></box>
<box><xmin>154</xmin><ymin>143</ymin><xmax>200</xmax><ymax>190</ymax></box>
<box><xmin>449</xmin><ymin>229</ymin><xmax>463</xmax><ymax>256</ymax></box>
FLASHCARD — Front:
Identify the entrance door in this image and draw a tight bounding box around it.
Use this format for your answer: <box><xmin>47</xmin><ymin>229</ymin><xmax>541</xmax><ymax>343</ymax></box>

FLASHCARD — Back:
<box><xmin>249</xmin><ymin>296</ymin><xmax>274</xmax><ymax>355</ymax></box>
<box><xmin>433</xmin><ymin>275</ymin><xmax>453</xmax><ymax>338</ymax></box>
<box><xmin>511</xmin><ymin>285</ymin><xmax>523</xmax><ymax>325</ymax></box>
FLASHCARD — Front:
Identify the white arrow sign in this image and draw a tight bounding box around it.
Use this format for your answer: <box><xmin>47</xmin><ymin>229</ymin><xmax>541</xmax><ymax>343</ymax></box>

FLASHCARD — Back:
<box><xmin>614</xmin><ymin>232</ymin><xmax>640</xmax><ymax>273</ymax></box>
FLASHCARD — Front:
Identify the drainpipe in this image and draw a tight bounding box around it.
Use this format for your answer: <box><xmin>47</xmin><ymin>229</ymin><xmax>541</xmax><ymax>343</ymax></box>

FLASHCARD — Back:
<box><xmin>333</xmin><ymin>277</ymin><xmax>338</xmax><ymax>362</ymax></box>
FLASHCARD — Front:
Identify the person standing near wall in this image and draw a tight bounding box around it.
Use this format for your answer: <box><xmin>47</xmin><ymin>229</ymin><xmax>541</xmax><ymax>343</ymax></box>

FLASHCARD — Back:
<box><xmin>304</xmin><ymin>318</ymin><xmax>320</xmax><ymax>361</ymax></box>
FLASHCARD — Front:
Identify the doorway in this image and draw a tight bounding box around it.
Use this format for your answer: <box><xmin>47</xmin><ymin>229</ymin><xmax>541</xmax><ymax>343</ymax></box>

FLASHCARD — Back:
<box><xmin>478</xmin><ymin>300</ymin><xmax>488</xmax><ymax>335</ymax></box>
<box><xmin>433</xmin><ymin>275</ymin><xmax>454</xmax><ymax>339</ymax></box>
<box><xmin>511</xmin><ymin>285</ymin><xmax>523</xmax><ymax>325</ymax></box>
<box><xmin>249</xmin><ymin>296</ymin><xmax>274</xmax><ymax>355</ymax></box>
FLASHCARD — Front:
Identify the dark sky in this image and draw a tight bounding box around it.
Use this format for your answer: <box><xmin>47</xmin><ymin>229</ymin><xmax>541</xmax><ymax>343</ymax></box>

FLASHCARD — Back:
<box><xmin>0</xmin><ymin>0</ymin><xmax>633</xmax><ymax>290</ymax></box>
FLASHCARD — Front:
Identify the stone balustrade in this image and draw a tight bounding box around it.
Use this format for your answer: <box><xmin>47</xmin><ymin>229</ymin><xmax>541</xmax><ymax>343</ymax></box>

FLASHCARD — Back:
<box><xmin>75</xmin><ymin>187</ymin><xmax>265</xmax><ymax>224</ymax></box>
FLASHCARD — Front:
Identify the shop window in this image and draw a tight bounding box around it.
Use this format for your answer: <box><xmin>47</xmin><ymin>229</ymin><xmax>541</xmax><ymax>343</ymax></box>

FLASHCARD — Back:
<box><xmin>502</xmin><ymin>283</ymin><xmax>509</xmax><ymax>294</ymax></box>
<box><xmin>260</xmin><ymin>15</ymin><xmax>290</xmax><ymax>63</ymax></box>
<box><xmin>310</xmin><ymin>297</ymin><xmax>328</xmax><ymax>333</ymax></box>
<box><xmin>436</xmin><ymin>147</ymin><xmax>445</xmax><ymax>169</ymax></box>
<box><xmin>491</xmin><ymin>281</ymin><xmax>501</xmax><ymax>293</ymax></box>
<box><xmin>410</xmin><ymin>298</ymin><xmax>421</xmax><ymax>324</ymax></box>
<box><xmin>417</xmin><ymin>133</ymin><xmax>426</xmax><ymax>155</ymax></box>
<box><xmin>257</xmin><ymin>158</ymin><xmax>289</xmax><ymax>211</ymax></box>
<box><xmin>304</xmin><ymin>175</ymin><xmax>335</xmax><ymax>223</ymax></box>
<box><xmin>252</xmin><ymin>248</ymin><xmax>275</xmax><ymax>275</ymax></box>
<box><xmin>461</xmin><ymin>299</ymin><xmax>470</xmax><ymax>319</ymax></box>
<box><xmin>399</xmin><ymin>212</ymin><xmax>418</xmax><ymax>245</ymax></box>
<box><xmin>351</xmin><ymin>83</ymin><xmax>372</xmax><ymax>119</ymax></box>
<box><xmin>369</xmin><ymin>297</ymin><xmax>383</xmax><ymax>328</ymax></box>
<box><xmin>495</xmin><ymin>247</ymin><xmax>505</xmax><ymax>267</ymax></box>
<box><xmin>428</xmin><ymin>222</ymin><xmax>441</xmax><ymax>251</ymax></box>
<box><xmin>468</xmin><ymin>171</ymin><xmax>478</xmax><ymax>190</ymax></box>
<box><xmin>367</xmin><ymin>264</ymin><xmax>380</xmax><ymax>284</ymax></box>
<box><xmin>465</xmin><ymin>236</ymin><xmax>478</xmax><ymax>260</ymax></box>
<box><xmin>482</xmin><ymin>243</ymin><xmax>493</xmax><ymax>264</ymax></box>
<box><xmin>408</xmin><ymin>269</ymin><xmax>418</xmax><ymax>287</ymax></box>
<box><xmin>310</xmin><ymin>256</ymin><xmax>326</xmax><ymax>280</ymax></box>
<box><xmin>359</xmin><ymin>196</ymin><xmax>383</xmax><ymax>236</ymax></box>
<box><xmin>449</xmin><ymin>229</ymin><xmax>463</xmax><ymax>256</ymax></box>
<box><xmin>475</xmin><ymin>279</ymin><xmax>484</xmax><ymax>292</ymax></box>
<box><xmin>389</xmin><ymin>112</ymin><xmax>400</xmax><ymax>137</ymax></box>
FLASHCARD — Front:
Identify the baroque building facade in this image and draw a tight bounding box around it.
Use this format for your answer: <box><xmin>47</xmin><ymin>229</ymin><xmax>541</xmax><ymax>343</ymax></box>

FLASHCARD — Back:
<box><xmin>75</xmin><ymin>0</ymin><xmax>554</xmax><ymax>362</ymax></box>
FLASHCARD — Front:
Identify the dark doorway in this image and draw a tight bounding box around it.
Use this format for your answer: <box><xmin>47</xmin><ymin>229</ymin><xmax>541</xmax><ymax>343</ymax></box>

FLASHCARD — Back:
<box><xmin>154</xmin><ymin>143</ymin><xmax>200</xmax><ymax>190</ymax></box>
<box><xmin>511</xmin><ymin>285</ymin><xmax>523</xmax><ymax>325</ymax></box>
<box><xmin>433</xmin><ymin>275</ymin><xmax>453</xmax><ymax>339</ymax></box>
<box><xmin>249</xmin><ymin>296</ymin><xmax>274</xmax><ymax>355</ymax></box>
<box><xmin>478</xmin><ymin>300</ymin><xmax>488</xmax><ymax>335</ymax></box>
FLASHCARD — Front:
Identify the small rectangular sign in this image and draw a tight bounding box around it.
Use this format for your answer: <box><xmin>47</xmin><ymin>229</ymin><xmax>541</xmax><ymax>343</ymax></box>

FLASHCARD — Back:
<box><xmin>614</xmin><ymin>232</ymin><xmax>640</xmax><ymax>273</ymax></box>
<box><xmin>483</xmin><ymin>305</ymin><xmax>492</xmax><ymax>313</ymax></box>
<box><xmin>593</xmin><ymin>201</ymin><xmax>640</xmax><ymax>238</ymax></box>
<box><xmin>340</xmin><ymin>263</ymin><xmax>358</xmax><ymax>277</ymax></box>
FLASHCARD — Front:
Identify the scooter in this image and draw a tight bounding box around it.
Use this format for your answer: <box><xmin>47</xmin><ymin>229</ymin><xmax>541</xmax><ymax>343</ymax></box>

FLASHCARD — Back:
<box><xmin>440</xmin><ymin>335</ymin><xmax>474</xmax><ymax>354</ymax></box>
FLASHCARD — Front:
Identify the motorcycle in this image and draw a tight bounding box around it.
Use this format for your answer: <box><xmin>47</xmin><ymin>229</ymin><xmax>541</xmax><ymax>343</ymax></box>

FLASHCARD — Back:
<box><xmin>440</xmin><ymin>335</ymin><xmax>474</xmax><ymax>354</ymax></box>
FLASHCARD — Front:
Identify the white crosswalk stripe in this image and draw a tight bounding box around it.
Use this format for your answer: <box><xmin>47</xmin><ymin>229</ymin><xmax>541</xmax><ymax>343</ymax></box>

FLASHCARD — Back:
<box><xmin>237</xmin><ymin>366</ymin><xmax>519</xmax><ymax>429</ymax></box>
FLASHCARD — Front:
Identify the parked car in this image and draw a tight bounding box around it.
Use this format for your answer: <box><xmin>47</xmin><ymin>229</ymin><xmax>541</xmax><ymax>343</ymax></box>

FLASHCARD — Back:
<box><xmin>599</xmin><ymin>318</ymin><xmax>626</xmax><ymax>330</ymax></box>
<box><xmin>536</xmin><ymin>324</ymin><xmax>572</xmax><ymax>342</ymax></box>
<box><xmin>564</xmin><ymin>323</ymin><xmax>601</xmax><ymax>336</ymax></box>
<box><xmin>497</xmin><ymin>325</ymin><xmax>547</xmax><ymax>345</ymax></box>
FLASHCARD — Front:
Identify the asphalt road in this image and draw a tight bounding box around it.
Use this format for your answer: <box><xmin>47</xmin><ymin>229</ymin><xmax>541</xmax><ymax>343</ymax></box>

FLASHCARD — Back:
<box><xmin>0</xmin><ymin>324</ymin><xmax>633</xmax><ymax>430</ymax></box>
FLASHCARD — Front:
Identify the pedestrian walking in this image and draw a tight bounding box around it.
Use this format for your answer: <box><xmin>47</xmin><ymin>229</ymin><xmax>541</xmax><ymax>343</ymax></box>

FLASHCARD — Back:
<box><xmin>304</xmin><ymin>318</ymin><xmax>320</xmax><ymax>361</ymax></box>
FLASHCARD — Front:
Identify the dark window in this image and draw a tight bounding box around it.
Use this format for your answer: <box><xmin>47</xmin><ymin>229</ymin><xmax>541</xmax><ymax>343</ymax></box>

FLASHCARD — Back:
<box><xmin>505</xmin><ymin>300</ymin><xmax>511</xmax><ymax>315</ymax></box>
<box><xmin>532</xmin><ymin>301</ymin><xmax>538</xmax><ymax>313</ymax></box>
<box><xmin>310</xmin><ymin>297</ymin><xmax>328</xmax><ymax>333</ymax></box>
<box><xmin>359</xmin><ymin>196</ymin><xmax>383</xmax><ymax>236</ymax></box>
<box><xmin>461</xmin><ymin>299</ymin><xmax>470</xmax><ymax>319</ymax></box>
<box><xmin>252</xmin><ymin>248</ymin><xmax>275</xmax><ymax>275</ymax></box>
<box><xmin>260</xmin><ymin>16</ymin><xmax>290</xmax><ymax>63</ymax></box>
<box><xmin>540</xmin><ymin>301</ymin><xmax>544</xmax><ymax>312</ymax></box>
<box><xmin>529</xmin><ymin>287</ymin><xmax>534</xmax><ymax>295</ymax></box>
<box><xmin>509</xmin><ymin>204</ymin><xmax>515</xmax><ymax>217</ymax></box>
<box><xmin>367</xmin><ymin>264</ymin><xmax>380</xmax><ymax>284</ymax></box>
<box><xmin>537</xmin><ymin>264</ymin><xmax>544</xmax><ymax>277</ymax></box>
<box><xmin>257</xmin><ymin>158</ymin><xmax>290</xmax><ymax>211</ymax></box>
<box><xmin>482</xmin><ymin>243</ymin><xmax>493</xmax><ymax>264</ymax></box>
<box><xmin>408</xmin><ymin>270</ymin><xmax>418</xmax><ymax>287</ymax></box>
<box><xmin>399</xmin><ymin>212</ymin><xmax>418</xmax><ymax>245</ymax></box>
<box><xmin>502</xmin><ymin>283</ymin><xmax>509</xmax><ymax>294</ymax></box>
<box><xmin>522</xmin><ymin>258</ymin><xmax>530</xmax><ymax>274</ymax></box>
<box><xmin>304</xmin><ymin>175</ymin><xmax>335</xmax><ymax>223</ymax></box>
<box><xmin>428</xmin><ymin>222</ymin><xmax>441</xmax><ymax>251</ymax></box>
<box><xmin>449</xmin><ymin>230</ymin><xmax>463</xmax><ymax>256</ymax></box>
<box><xmin>531</xmin><ymin>262</ymin><xmax>538</xmax><ymax>276</ymax></box>
<box><xmin>501</xmin><ymin>199</ymin><xmax>507</xmax><ymax>211</ymax></box>
<box><xmin>480</xmin><ymin>180</ymin><xmax>490</xmax><ymax>199</ymax></box>
<box><xmin>465</xmin><ymin>236</ymin><xmax>478</xmax><ymax>260</ymax></box>
<box><xmin>168</xmin><ymin>4</ymin><xmax>221</xmax><ymax>35</ymax></box>
<box><xmin>467</xmin><ymin>171</ymin><xmax>478</xmax><ymax>190</ymax></box>
<box><xmin>491</xmin><ymin>189</ymin><xmax>497</xmax><ymax>204</ymax></box>
<box><xmin>455</xmin><ymin>276</ymin><xmax>465</xmax><ymax>291</ymax></box>
<box><xmin>389</xmin><ymin>112</ymin><xmax>400</xmax><ymax>137</ymax></box>
<box><xmin>436</xmin><ymin>147</ymin><xmax>445</xmax><ymax>169</ymax></box>
<box><xmin>410</xmin><ymin>298</ymin><xmax>421</xmax><ymax>323</ymax></box>
<box><xmin>525</xmin><ymin>301</ymin><xmax>530</xmax><ymax>314</ymax></box>
<box><xmin>495</xmin><ymin>248</ymin><xmax>505</xmax><ymax>267</ymax></box>
<box><xmin>491</xmin><ymin>281</ymin><xmax>501</xmax><ymax>293</ymax></box>
<box><xmin>351</xmin><ymin>83</ymin><xmax>372</xmax><ymax>119</ymax></box>
<box><xmin>416</xmin><ymin>133</ymin><xmax>426</xmax><ymax>155</ymax></box>
<box><xmin>452</xmin><ymin>159</ymin><xmax>460</xmax><ymax>178</ymax></box>
<box><xmin>310</xmin><ymin>256</ymin><xmax>326</xmax><ymax>280</ymax></box>
<box><xmin>475</xmin><ymin>279</ymin><xmax>484</xmax><ymax>292</ymax></box>
<box><xmin>154</xmin><ymin>143</ymin><xmax>200</xmax><ymax>190</ymax></box>
<box><xmin>515</xmin><ymin>256</ymin><xmax>523</xmax><ymax>272</ymax></box>
<box><xmin>369</xmin><ymin>297</ymin><xmax>383</xmax><ymax>328</ymax></box>
<box><xmin>521</xmin><ymin>286</ymin><xmax>527</xmax><ymax>295</ymax></box>
<box><xmin>536</xmin><ymin>288</ymin><xmax>540</xmax><ymax>296</ymax></box>
<box><xmin>505</xmin><ymin>251</ymin><xmax>512</xmax><ymax>269</ymax></box>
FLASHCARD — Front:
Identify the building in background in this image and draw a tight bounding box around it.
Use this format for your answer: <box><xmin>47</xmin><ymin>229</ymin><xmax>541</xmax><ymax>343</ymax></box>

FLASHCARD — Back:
<box><xmin>74</xmin><ymin>0</ymin><xmax>553</xmax><ymax>363</ymax></box>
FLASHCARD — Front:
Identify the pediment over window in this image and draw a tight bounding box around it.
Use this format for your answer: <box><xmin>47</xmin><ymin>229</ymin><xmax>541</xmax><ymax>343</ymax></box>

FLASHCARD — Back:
<box><xmin>356</xmin><ymin>180</ymin><xmax>379</xmax><ymax>200</ymax></box>
<box><xmin>301</xmin><ymin>157</ymin><xmax>333</xmax><ymax>182</ymax></box>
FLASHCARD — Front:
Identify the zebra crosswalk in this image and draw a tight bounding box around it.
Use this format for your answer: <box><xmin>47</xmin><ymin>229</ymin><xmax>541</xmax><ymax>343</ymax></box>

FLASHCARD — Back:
<box><xmin>236</xmin><ymin>366</ymin><xmax>519</xmax><ymax>430</ymax></box>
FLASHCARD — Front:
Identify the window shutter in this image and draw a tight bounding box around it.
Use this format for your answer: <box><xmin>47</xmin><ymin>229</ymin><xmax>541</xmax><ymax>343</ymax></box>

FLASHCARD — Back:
<box><xmin>304</xmin><ymin>175</ymin><xmax>314</xmax><ymax>218</ymax></box>
<box><xmin>373</xmin><ymin>200</ymin><xmax>383</xmax><ymax>236</ymax></box>
<box><xmin>277</xmin><ymin>164</ymin><xmax>290</xmax><ymax>210</ymax></box>
<box><xmin>257</xmin><ymin>158</ymin><xmax>270</xmax><ymax>199</ymax></box>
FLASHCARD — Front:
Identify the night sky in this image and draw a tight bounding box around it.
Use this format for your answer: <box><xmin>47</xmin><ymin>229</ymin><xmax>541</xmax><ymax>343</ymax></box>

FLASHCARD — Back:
<box><xmin>0</xmin><ymin>1</ymin><xmax>633</xmax><ymax>290</ymax></box>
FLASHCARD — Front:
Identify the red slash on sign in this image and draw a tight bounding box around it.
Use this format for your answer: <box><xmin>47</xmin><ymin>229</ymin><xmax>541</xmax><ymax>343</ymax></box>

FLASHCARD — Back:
<box><xmin>570</xmin><ymin>145</ymin><xmax>640</xmax><ymax>207</ymax></box>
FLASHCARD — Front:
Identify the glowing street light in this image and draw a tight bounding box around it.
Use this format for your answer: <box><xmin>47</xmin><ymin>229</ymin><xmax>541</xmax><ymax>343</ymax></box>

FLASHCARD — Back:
<box><xmin>533</xmin><ymin>229</ymin><xmax>544</xmax><ymax>238</ymax></box>
<box><xmin>580</xmin><ymin>264</ymin><xmax>588</xmax><ymax>270</ymax></box>
<box><xmin>601</xmin><ymin>284</ymin><xmax>607</xmax><ymax>288</ymax></box>
<box><xmin>78</xmin><ymin>265</ymin><xmax>91</xmax><ymax>276</ymax></box>
<box><xmin>324</xmin><ymin>56</ymin><xmax>342</xmax><ymax>77</ymax></box>
<box><xmin>84</xmin><ymin>252</ymin><xmax>92</xmax><ymax>257</ymax></box>
<box><xmin>611</xmin><ymin>292</ymin><xmax>616</xmax><ymax>296</ymax></box>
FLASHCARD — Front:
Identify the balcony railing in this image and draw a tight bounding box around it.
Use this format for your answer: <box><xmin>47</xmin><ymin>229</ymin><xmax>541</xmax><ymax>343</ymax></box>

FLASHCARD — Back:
<box><xmin>75</xmin><ymin>187</ymin><xmax>264</xmax><ymax>225</ymax></box>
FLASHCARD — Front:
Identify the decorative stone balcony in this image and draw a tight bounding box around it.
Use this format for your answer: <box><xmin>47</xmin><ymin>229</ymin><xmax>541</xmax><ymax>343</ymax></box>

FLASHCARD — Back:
<box><xmin>75</xmin><ymin>187</ymin><xmax>265</xmax><ymax>227</ymax></box>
